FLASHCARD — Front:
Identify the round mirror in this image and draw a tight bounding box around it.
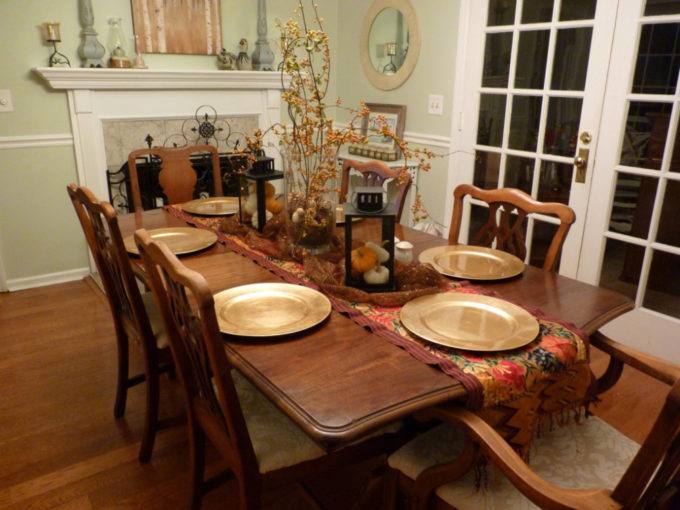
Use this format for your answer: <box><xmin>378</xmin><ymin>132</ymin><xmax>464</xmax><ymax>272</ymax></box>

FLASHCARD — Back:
<box><xmin>368</xmin><ymin>8</ymin><xmax>408</xmax><ymax>76</ymax></box>
<box><xmin>361</xmin><ymin>0</ymin><xmax>420</xmax><ymax>90</ymax></box>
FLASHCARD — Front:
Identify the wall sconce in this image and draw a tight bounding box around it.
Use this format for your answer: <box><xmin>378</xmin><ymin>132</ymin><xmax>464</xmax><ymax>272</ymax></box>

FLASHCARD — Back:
<box><xmin>43</xmin><ymin>22</ymin><xmax>71</xmax><ymax>67</ymax></box>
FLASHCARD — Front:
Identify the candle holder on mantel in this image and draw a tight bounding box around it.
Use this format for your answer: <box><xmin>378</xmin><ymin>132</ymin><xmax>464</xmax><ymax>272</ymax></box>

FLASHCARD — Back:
<box><xmin>238</xmin><ymin>154</ymin><xmax>284</xmax><ymax>233</ymax></box>
<box><xmin>43</xmin><ymin>22</ymin><xmax>71</xmax><ymax>68</ymax></box>
<box><xmin>344</xmin><ymin>194</ymin><xmax>396</xmax><ymax>293</ymax></box>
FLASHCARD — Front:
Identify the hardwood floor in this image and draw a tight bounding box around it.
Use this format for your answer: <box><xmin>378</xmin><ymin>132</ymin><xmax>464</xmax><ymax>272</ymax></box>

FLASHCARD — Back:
<box><xmin>0</xmin><ymin>279</ymin><xmax>667</xmax><ymax>509</ymax></box>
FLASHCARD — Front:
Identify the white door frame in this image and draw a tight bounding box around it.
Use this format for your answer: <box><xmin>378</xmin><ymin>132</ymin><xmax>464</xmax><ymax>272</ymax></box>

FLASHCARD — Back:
<box><xmin>445</xmin><ymin>0</ymin><xmax>619</xmax><ymax>278</ymax></box>
<box><xmin>578</xmin><ymin>0</ymin><xmax>680</xmax><ymax>360</ymax></box>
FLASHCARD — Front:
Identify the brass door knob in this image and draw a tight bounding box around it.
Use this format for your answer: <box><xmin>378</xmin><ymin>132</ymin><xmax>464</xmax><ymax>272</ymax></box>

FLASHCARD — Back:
<box><xmin>574</xmin><ymin>156</ymin><xmax>587</xmax><ymax>169</ymax></box>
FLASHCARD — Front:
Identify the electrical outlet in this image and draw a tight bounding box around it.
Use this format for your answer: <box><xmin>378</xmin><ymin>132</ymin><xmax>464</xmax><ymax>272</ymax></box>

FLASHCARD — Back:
<box><xmin>428</xmin><ymin>94</ymin><xmax>444</xmax><ymax>116</ymax></box>
<box><xmin>0</xmin><ymin>90</ymin><xmax>13</xmax><ymax>113</ymax></box>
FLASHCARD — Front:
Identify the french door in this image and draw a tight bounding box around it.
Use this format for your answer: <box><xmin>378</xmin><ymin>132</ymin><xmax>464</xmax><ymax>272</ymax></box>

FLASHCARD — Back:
<box><xmin>579</xmin><ymin>0</ymin><xmax>680</xmax><ymax>360</ymax></box>
<box><xmin>451</xmin><ymin>0</ymin><xmax>618</xmax><ymax>277</ymax></box>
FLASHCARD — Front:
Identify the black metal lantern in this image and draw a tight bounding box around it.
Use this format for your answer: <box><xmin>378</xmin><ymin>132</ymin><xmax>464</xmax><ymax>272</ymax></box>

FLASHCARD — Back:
<box><xmin>344</xmin><ymin>202</ymin><xmax>396</xmax><ymax>292</ymax></box>
<box><xmin>238</xmin><ymin>154</ymin><xmax>284</xmax><ymax>232</ymax></box>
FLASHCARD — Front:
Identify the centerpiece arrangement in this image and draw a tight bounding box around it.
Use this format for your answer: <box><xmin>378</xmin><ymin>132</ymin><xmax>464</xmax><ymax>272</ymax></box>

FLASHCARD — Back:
<box><xmin>222</xmin><ymin>0</ymin><xmax>442</xmax><ymax>304</ymax></box>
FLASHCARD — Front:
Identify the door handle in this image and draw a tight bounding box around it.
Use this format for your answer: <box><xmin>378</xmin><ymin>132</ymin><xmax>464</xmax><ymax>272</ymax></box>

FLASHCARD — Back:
<box><xmin>574</xmin><ymin>147</ymin><xmax>589</xmax><ymax>183</ymax></box>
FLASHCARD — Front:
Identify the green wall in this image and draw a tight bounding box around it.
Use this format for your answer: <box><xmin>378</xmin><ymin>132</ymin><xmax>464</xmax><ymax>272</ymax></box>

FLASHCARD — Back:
<box><xmin>335</xmin><ymin>0</ymin><xmax>460</xmax><ymax>227</ymax></box>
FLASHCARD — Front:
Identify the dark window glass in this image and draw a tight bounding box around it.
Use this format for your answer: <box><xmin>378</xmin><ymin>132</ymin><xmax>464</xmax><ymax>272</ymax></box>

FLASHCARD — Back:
<box><xmin>599</xmin><ymin>239</ymin><xmax>644</xmax><ymax>301</ymax></box>
<box><xmin>608</xmin><ymin>173</ymin><xmax>659</xmax><ymax>239</ymax></box>
<box><xmin>509</xmin><ymin>96</ymin><xmax>542</xmax><ymax>151</ymax></box>
<box><xmin>530</xmin><ymin>221</ymin><xmax>560</xmax><ymax>269</ymax></box>
<box><xmin>522</xmin><ymin>0</ymin><xmax>553</xmax><ymax>23</ymax></box>
<box><xmin>488</xmin><ymin>0</ymin><xmax>517</xmax><ymax>26</ymax></box>
<box><xmin>537</xmin><ymin>161</ymin><xmax>573</xmax><ymax>205</ymax></box>
<box><xmin>473</xmin><ymin>151</ymin><xmax>501</xmax><ymax>189</ymax></box>
<box><xmin>643</xmin><ymin>250</ymin><xmax>680</xmax><ymax>319</ymax></box>
<box><xmin>551</xmin><ymin>28</ymin><xmax>592</xmax><ymax>90</ymax></box>
<box><xmin>620</xmin><ymin>102</ymin><xmax>672</xmax><ymax>169</ymax></box>
<box><xmin>645</xmin><ymin>0</ymin><xmax>680</xmax><ymax>16</ymax></box>
<box><xmin>632</xmin><ymin>23</ymin><xmax>680</xmax><ymax>94</ymax></box>
<box><xmin>482</xmin><ymin>32</ymin><xmax>513</xmax><ymax>88</ymax></box>
<box><xmin>544</xmin><ymin>97</ymin><xmax>583</xmax><ymax>156</ymax></box>
<box><xmin>515</xmin><ymin>30</ymin><xmax>550</xmax><ymax>89</ymax></box>
<box><xmin>477</xmin><ymin>94</ymin><xmax>507</xmax><ymax>147</ymax></box>
<box><xmin>504</xmin><ymin>156</ymin><xmax>534</xmax><ymax>195</ymax></box>
<box><xmin>560</xmin><ymin>0</ymin><xmax>597</xmax><ymax>20</ymax></box>
<box><xmin>656</xmin><ymin>179</ymin><xmax>680</xmax><ymax>247</ymax></box>
<box><xmin>468</xmin><ymin>204</ymin><xmax>491</xmax><ymax>243</ymax></box>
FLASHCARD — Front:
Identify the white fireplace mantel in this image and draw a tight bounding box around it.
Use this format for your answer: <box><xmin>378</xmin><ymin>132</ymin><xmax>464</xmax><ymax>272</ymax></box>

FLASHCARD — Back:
<box><xmin>33</xmin><ymin>67</ymin><xmax>287</xmax><ymax>211</ymax></box>
<box><xmin>33</xmin><ymin>67</ymin><xmax>289</xmax><ymax>90</ymax></box>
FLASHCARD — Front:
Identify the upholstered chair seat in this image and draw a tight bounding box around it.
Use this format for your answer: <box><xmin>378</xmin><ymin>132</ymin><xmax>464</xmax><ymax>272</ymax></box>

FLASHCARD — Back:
<box><xmin>388</xmin><ymin>417</ymin><xmax>639</xmax><ymax>509</ymax></box>
<box><xmin>229</xmin><ymin>370</ymin><xmax>326</xmax><ymax>473</ymax></box>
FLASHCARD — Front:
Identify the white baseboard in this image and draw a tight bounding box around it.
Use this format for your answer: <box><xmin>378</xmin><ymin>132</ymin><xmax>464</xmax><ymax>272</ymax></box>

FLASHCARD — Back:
<box><xmin>7</xmin><ymin>267</ymin><xmax>90</xmax><ymax>292</ymax></box>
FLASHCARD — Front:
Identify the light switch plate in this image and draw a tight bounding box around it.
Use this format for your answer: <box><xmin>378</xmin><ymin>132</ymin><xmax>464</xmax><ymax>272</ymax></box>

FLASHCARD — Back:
<box><xmin>0</xmin><ymin>89</ymin><xmax>14</xmax><ymax>112</ymax></box>
<box><xmin>428</xmin><ymin>94</ymin><xmax>444</xmax><ymax>116</ymax></box>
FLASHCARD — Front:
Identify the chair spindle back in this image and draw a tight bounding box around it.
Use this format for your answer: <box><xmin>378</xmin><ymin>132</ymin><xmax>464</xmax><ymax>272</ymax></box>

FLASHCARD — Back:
<box><xmin>448</xmin><ymin>184</ymin><xmax>576</xmax><ymax>271</ymax></box>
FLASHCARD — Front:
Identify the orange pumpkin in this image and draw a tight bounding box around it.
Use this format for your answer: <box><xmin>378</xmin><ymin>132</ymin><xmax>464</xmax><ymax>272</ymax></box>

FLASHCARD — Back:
<box><xmin>265</xmin><ymin>182</ymin><xmax>276</xmax><ymax>198</ymax></box>
<box><xmin>351</xmin><ymin>246</ymin><xmax>378</xmax><ymax>273</ymax></box>
<box><xmin>265</xmin><ymin>196</ymin><xmax>283</xmax><ymax>214</ymax></box>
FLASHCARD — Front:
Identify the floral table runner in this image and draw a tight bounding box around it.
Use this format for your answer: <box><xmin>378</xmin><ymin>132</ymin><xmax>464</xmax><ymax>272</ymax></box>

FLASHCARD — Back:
<box><xmin>165</xmin><ymin>204</ymin><xmax>590</xmax><ymax>415</ymax></box>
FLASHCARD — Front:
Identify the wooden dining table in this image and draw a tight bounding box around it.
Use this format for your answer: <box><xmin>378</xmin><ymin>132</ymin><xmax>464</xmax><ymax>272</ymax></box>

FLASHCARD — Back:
<box><xmin>119</xmin><ymin>208</ymin><xmax>633</xmax><ymax>450</ymax></box>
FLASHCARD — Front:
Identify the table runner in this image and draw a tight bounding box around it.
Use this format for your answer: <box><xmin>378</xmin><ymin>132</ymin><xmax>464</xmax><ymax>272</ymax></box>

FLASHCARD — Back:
<box><xmin>165</xmin><ymin>205</ymin><xmax>589</xmax><ymax>412</ymax></box>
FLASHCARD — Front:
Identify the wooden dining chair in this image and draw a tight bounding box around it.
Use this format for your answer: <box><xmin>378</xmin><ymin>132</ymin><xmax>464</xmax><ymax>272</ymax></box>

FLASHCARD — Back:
<box><xmin>134</xmin><ymin>228</ymin><xmax>405</xmax><ymax>509</ymax></box>
<box><xmin>386</xmin><ymin>332</ymin><xmax>680</xmax><ymax>509</ymax></box>
<box><xmin>67</xmin><ymin>184</ymin><xmax>174</xmax><ymax>463</ymax></box>
<box><xmin>339</xmin><ymin>158</ymin><xmax>412</xmax><ymax>222</ymax></box>
<box><xmin>448</xmin><ymin>184</ymin><xmax>576</xmax><ymax>271</ymax></box>
<box><xmin>127</xmin><ymin>144</ymin><xmax>223</xmax><ymax>212</ymax></box>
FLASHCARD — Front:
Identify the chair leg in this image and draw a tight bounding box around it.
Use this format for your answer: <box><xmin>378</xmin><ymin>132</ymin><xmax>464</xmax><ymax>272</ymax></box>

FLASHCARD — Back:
<box><xmin>189</xmin><ymin>419</ymin><xmax>206</xmax><ymax>510</ymax></box>
<box><xmin>113</xmin><ymin>325</ymin><xmax>130</xmax><ymax>419</ymax></box>
<box><xmin>139</xmin><ymin>360</ymin><xmax>160</xmax><ymax>463</ymax></box>
<box><xmin>382</xmin><ymin>468</ymin><xmax>399</xmax><ymax>510</ymax></box>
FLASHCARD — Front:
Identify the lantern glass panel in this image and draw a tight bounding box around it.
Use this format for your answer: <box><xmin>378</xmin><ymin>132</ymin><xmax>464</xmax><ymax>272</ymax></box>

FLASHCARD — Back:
<box><xmin>344</xmin><ymin>203</ymin><xmax>396</xmax><ymax>292</ymax></box>
<box><xmin>238</xmin><ymin>170</ymin><xmax>284</xmax><ymax>232</ymax></box>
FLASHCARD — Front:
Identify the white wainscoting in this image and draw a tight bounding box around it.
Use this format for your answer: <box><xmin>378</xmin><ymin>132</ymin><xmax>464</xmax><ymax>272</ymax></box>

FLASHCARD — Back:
<box><xmin>0</xmin><ymin>134</ymin><xmax>74</xmax><ymax>150</ymax></box>
<box><xmin>0</xmin><ymin>133</ymin><xmax>77</xmax><ymax>291</ymax></box>
<box><xmin>333</xmin><ymin>121</ymin><xmax>451</xmax><ymax>148</ymax></box>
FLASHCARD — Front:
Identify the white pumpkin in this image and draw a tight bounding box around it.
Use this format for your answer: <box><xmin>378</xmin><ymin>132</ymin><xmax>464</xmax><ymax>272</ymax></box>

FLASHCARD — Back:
<box><xmin>244</xmin><ymin>194</ymin><xmax>258</xmax><ymax>215</ymax></box>
<box><xmin>364</xmin><ymin>241</ymin><xmax>389</xmax><ymax>263</ymax></box>
<box><xmin>251</xmin><ymin>210</ymin><xmax>273</xmax><ymax>229</ymax></box>
<box><xmin>363</xmin><ymin>265</ymin><xmax>390</xmax><ymax>285</ymax></box>
<box><xmin>292</xmin><ymin>207</ymin><xmax>305</xmax><ymax>224</ymax></box>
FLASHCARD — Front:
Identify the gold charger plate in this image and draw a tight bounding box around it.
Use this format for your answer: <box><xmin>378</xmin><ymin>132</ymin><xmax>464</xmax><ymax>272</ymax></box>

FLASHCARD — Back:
<box><xmin>181</xmin><ymin>196</ymin><xmax>239</xmax><ymax>216</ymax></box>
<box><xmin>213</xmin><ymin>283</ymin><xmax>331</xmax><ymax>338</ymax></box>
<box><xmin>419</xmin><ymin>245</ymin><xmax>525</xmax><ymax>281</ymax></box>
<box><xmin>400</xmin><ymin>292</ymin><xmax>539</xmax><ymax>351</ymax></box>
<box><xmin>124</xmin><ymin>227</ymin><xmax>217</xmax><ymax>256</ymax></box>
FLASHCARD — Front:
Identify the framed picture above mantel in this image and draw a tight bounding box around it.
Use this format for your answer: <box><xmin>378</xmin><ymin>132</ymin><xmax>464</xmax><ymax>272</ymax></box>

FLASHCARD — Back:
<box><xmin>131</xmin><ymin>0</ymin><xmax>222</xmax><ymax>55</ymax></box>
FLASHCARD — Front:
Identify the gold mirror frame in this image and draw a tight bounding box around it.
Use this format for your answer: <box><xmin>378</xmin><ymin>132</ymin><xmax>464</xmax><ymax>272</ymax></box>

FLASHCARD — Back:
<box><xmin>360</xmin><ymin>0</ymin><xmax>421</xmax><ymax>91</ymax></box>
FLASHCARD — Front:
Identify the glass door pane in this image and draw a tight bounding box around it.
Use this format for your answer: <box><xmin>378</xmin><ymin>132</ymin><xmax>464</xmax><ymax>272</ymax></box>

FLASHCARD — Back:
<box><xmin>468</xmin><ymin>0</ymin><xmax>599</xmax><ymax>271</ymax></box>
<box><xmin>596</xmin><ymin>13</ymin><xmax>680</xmax><ymax>321</ymax></box>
